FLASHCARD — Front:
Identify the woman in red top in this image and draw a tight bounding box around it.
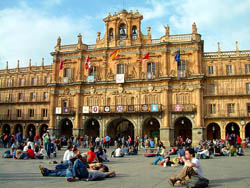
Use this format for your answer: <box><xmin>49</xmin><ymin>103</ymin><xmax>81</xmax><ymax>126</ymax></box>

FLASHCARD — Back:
<box><xmin>27</xmin><ymin>146</ymin><xmax>35</xmax><ymax>159</ymax></box>
<box><xmin>87</xmin><ymin>147</ymin><xmax>98</xmax><ymax>163</ymax></box>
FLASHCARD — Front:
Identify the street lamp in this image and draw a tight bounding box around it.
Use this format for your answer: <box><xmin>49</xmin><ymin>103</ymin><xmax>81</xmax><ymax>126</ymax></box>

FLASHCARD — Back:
<box><xmin>212</xmin><ymin>126</ymin><xmax>215</xmax><ymax>132</ymax></box>
<box><xmin>181</xmin><ymin>120</ymin><xmax>184</xmax><ymax>125</ymax></box>
<box><xmin>92</xmin><ymin>121</ymin><xmax>95</xmax><ymax>126</ymax></box>
<box><xmin>150</xmin><ymin>120</ymin><xmax>153</xmax><ymax>125</ymax></box>
<box><xmin>231</xmin><ymin>125</ymin><xmax>234</xmax><ymax>131</ymax></box>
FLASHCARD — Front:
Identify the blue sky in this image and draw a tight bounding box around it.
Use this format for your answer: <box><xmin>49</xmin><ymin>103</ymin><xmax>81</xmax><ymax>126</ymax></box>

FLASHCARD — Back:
<box><xmin>0</xmin><ymin>0</ymin><xmax>250</xmax><ymax>69</ymax></box>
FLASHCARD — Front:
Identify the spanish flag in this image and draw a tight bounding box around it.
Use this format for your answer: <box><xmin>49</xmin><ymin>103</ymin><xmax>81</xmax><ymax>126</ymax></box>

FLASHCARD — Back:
<box><xmin>110</xmin><ymin>49</ymin><xmax>119</xmax><ymax>60</ymax></box>
<box><xmin>140</xmin><ymin>52</ymin><xmax>149</xmax><ymax>62</ymax></box>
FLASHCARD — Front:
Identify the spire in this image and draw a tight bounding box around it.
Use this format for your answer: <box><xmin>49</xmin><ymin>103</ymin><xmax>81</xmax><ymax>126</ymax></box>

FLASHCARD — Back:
<box><xmin>17</xmin><ymin>60</ymin><xmax>19</xmax><ymax>69</ymax></box>
<box><xmin>57</xmin><ymin>36</ymin><xmax>61</xmax><ymax>46</ymax></box>
<box><xmin>97</xmin><ymin>32</ymin><xmax>101</xmax><ymax>41</ymax></box>
<box><xmin>41</xmin><ymin>57</ymin><xmax>44</xmax><ymax>66</ymax></box>
<box><xmin>217</xmin><ymin>42</ymin><xmax>221</xmax><ymax>57</ymax></box>
<box><xmin>6</xmin><ymin>61</ymin><xmax>8</xmax><ymax>70</ymax></box>
<box><xmin>77</xmin><ymin>33</ymin><xmax>82</xmax><ymax>44</ymax></box>
<box><xmin>236</xmin><ymin>41</ymin><xmax>239</xmax><ymax>56</ymax></box>
<box><xmin>29</xmin><ymin>59</ymin><xmax>32</xmax><ymax>67</ymax></box>
<box><xmin>165</xmin><ymin>24</ymin><xmax>170</xmax><ymax>36</ymax></box>
<box><xmin>192</xmin><ymin>22</ymin><xmax>197</xmax><ymax>34</ymax></box>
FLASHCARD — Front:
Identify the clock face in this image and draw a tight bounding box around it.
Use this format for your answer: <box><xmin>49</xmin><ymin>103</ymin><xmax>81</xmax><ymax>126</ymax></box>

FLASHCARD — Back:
<box><xmin>240</xmin><ymin>120</ymin><xmax>245</xmax><ymax>125</ymax></box>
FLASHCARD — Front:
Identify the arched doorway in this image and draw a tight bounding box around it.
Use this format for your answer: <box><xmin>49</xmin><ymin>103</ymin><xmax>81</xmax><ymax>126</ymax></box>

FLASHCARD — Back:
<box><xmin>207</xmin><ymin>123</ymin><xmax>221</xmax><ymax>140</ymax></box>
<box><xmin>142</xmin><ymin>117</ymin><xmax>160</xmax><ymax>139</ymax></box>
<box><xmin>26</xmin><ymin>124</ymin><xmax>36</xmax><ymax>136</ymax></box>
<box><xmin>174</xmin><ymin>117</ymin><xmax>192</xmax><ymax>141</ymax></box>
<box><xmin>2</xmin><ymin>124</ymin><xmax>11</xmax><ymax>135</ymax></box>
<box><xmin>84</xmin><ymin>118</ymin><xmax>100</xmax><ymax>137</ymax></box>
<box><xmin>40</xmin><ymin>124</ymin><xmax>48</xmax><ymax>137</ymax></box>
<box><xmin>245</xmin><ymin>123</ymin><xmax>250</xmax><ymax>139</ymax></box>
<box><xmin>107</xmin><ymin>118</ymin><xmax>134</xmax><ymax>140</ymax></box>
<box><xmin>226</xmin><ymin>122</ymin><xmax>240</xmax><ymax>137</ymax></box>
<box><xmin>15</xmin><ymin>124</ymin><xmax>23</xmax><ymax>135</ymax></box>
<box><xmin>59</xmin><ymin>118</ymin><xmax>73</xmax><ymax>139</ymax></box>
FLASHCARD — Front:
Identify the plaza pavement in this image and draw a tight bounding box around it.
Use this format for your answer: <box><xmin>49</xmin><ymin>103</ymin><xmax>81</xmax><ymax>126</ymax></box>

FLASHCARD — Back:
<box><xmin>0</xmin><ymin>147</ymin><xmax>250</xmax><ymax>188</ymax></box>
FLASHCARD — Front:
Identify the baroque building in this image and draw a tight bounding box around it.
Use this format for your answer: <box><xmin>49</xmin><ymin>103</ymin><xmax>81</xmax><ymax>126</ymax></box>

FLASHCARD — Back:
<box><xmin>0</xmin><ymin>9</ymin><xmax>250</xmax><ymax>146</ymax></box>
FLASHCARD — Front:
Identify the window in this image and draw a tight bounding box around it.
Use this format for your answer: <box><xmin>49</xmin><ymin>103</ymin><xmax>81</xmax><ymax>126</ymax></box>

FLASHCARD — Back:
<box><xmin>209</xmin><ymin>84</ymin><xmax>215</xmax><ymax>93</ymax></box>
<box><xmin>64</xmin><ymin>68</ymin><xmax>71</xmax><ymax>78</ymax></box>
<box><xmin>177</xmin><ymin>60</ymin><xmax>186</xmax><ymax>77</ymax></box>
<box><xmin>246</xmin><ymin>83</ymin><xmax>250</xmax><ymax>94</ymax></box>
<box><xmin>31</xmin><ymin>77</ymin><xmax>37</xmax><ymax>85</ymax></box>
<box><xmin>30</xmin><ymin>92</ymin><xmax>36</xmax><ymax>100</ymax></box>
<box><xmin>132</xmin><ymin>26</ymin><xmax>137</xmax><ymax>39</ymax></box>
<box><xmin>247</xmin><ymin>103</ymin><xmax>250</xmax><ymax>113</ymax></box>
<box><xmin>17</xmin><ymin>109</ymin><xmax>22</xmax><ymax>117</ymax></box>
<box><xmin>63</xmin><ymin>100</ymin><xmax>68</xmax><ymax>108</ymax></box>
<box><xmin>209</xmin><ymin>104</ymin><xmax>216</xmax><ymax>114</ymax></box>
<box><xmin>89</xmin><ymin>66</ymin><xmax>97</xmax><ymax>76</ymax></box>
<box><xmin>45</xmin><ymin>77</ymin><xmax>50</xmax><ymax>84</ymax></box>
<box><xmin>109</xmin><ymin>28</ymin><xmax>113</xmax><ymax>41</ymax></box>
<box><xmin>29</xmin><ymin>109</ymin><xmax>35</xmax><ymax>117</ymax></box>
<box><xmin>245</xmin><ymin>64</ymin><xmax>250</xmax><ymax>73</ymax></box>
<box><xmin>107</xmin><ymin>97</ymin><xmax>111</xmax><ymax>106</ymax></box>
<box><xmin>117</xmin><ymin>64</ymin><xmax>124</xmax><ymax>74</ymax></box>
<box><xmin>19</xmin><ymin>78</ymin><xmax>24</xmax><ymax>86</ymax></box>
<box><xmin>7</xmin><ymin>79</ymin><xmax>12</xmax><ymax>87</ymax></box>
<box><xmin>7</xmin><ymin>109</ymin><xmax>11</xmax><ymax>117</ymax></box>
<box><xmin>44</xmin><ymin>92</ymin><xmax>49</xmax><ymax>100</ymax></box>
<box><xmin>7</xmin><ymin>94</ymin><xmax>12</xmax><ymax>101</ymax></box>
<box><xmin>119</xmin><ymin>23</ymin><xmax>127</xmax><ymax>39</ymax></box>
<box><xmin>42</xmin><ymin>109</ymin><xmax>48</xmax><ymax>117</ymax></box>
<box><xmin>208</xmin><ymin>66</ymin><xmax>214</xmax><ymax>75</ymax></box>
<box><xmin>226</xmin><ymin>65</ymin><xmax>232</xmax><ymax>75</ymax></box>
<box><xmin>18</xmin><ymin>93</ymin><xmax>23</xmax><ymax>100</ymax></box>
<box><xmin>147</xmin><ymin>62</ymin><xmax>156</xmax><ymax>75</ymax></box>
<box><xmin>228</xmin><ymin>103</ymin><xmax>235</xmax><ymax>113</ymax></box>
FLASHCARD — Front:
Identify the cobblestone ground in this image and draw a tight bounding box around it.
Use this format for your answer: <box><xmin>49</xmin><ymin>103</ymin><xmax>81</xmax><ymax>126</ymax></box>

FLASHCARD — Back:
<box><xmin>0</xmin><ymin>147</ymin><xmax>250</xmax><ymax>188</ymax></box>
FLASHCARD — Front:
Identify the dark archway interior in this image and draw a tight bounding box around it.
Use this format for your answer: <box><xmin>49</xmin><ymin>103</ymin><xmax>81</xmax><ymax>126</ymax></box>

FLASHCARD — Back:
<box><xmin>107</xmin><ymin>118</ymin><xmax>134</xmax><ymax>140</ymax></box>
<box><xmin>15</xmin><ymin>124</ymin><xmax>23</xmax><ymax>135</ymax></box>
<box><xmin>3</xmin><ymin>124</ymin><xmax>11</xmax><ymax>134</ymax></box>
<box><xmin>143</xmin><ymin>118</ymin><xmax>160</xmax><ymax>139</ymax></box>
<box><xmin>85</xmin><ymin>118</ymin><xmax>100</xmax><ymax>137</ymax></box>
<box><xmin>174</xmin><ymin>117</ymin><xmax>192</xmax><ymax>141</ymax></box>
<box><xmin>207</xmin><ymin>123</ymin><xmax>221</xmax><ymax>140</ymax></box>
<box><xmin>245</xmin><ymin>123</ymin><xmax>250</xmax><ymax>139</ymax></box>
<box><xmin>226</xmin><ymin>122</ymin><xmax>240</xmax><ymax>137</ymax></box>
<box><xmin>26</xmin><ymin>124</ymin><xmax>36</xmax><ymax>136</ymax></box>
<box><xmin>60</xmin><ymin>118</ymin><xmax>73</xmax><ymax>139</ymax></box>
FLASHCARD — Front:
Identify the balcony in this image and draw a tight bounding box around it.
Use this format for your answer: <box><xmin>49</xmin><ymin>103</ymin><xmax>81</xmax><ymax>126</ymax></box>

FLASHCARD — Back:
<box><xmin>56</xmin><ymin>107</ymin><xmax>76</xmax><ymax>116</ymax></box>
<box><xmin>204</xmin><ymin>88</ymin><xmax>250</xmax><ymax>97</ymax></box>
<box><xmin>82</xmin><ymin>104</ymin><xmax>163</xmax><ymax>115</ymax></box>
<box><xmin>169</xmin><ymin>104</ymin><xmax>197</xmax><ymax>113</ymax></box>
<box><xmin>205</xmin><ymin>110</ymin><xmax>250</xmax><ymax>119</ymax></box>
<box><xmin>0</xmin><ymin>96</ymin><xmax>50</xmax><ymax>104</ymax></box>
<box><xmin>0</xmin><ymin>81</ymin><xmax>50</xmax><ymax>89</ymax></box>
<box><xmin>0</xmin><ymin>114</ymin><xmax>49</xmax><ymax>121</ymax></box>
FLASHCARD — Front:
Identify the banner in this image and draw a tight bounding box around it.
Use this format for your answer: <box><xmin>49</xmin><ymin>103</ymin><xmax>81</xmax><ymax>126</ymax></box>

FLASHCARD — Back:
<box><xmin>141</xmin><ymin>104</ymin><xmax>149</xmax><ymax>112</ymax></box>
<box><xmin>116</xmin><ymin>74</ymin><xmax>124</xmax><ymax>83</ymax></box>
<box><xmin>92</xmin><ymin>106</ymin><xmax>99</xmax><ymax>113</ymax></box>
<box><xmin>151</xmin><ymin>104</ymin><xmax>159</xmax><ymax>112</ymax></box>
<box><xmin>128</xmin><ymin>105</ymin><xmax>134</xmax><ymax>112</ymax></box>
<box><xmin>56</xmin><ymin>107</ymin><xmax>61</xmax><ymax>114</ymax></box>
<box><xmin>116</xmin><ymin>105</ymin><xmax>123</xmax><ymax>112</ymax></box>
<box><xmin>175</xmin><ymin>104</ymin><xmax>183</xmax><ymax>112</ymax></box>
<box><xmin>104</xmin><ymin>106</ymin><xmax>110</xmax><ymax>112</ymax></box>
<box><xmin>82</xmin><ymin>106</ymin><xmax>89</xmax><ymax>113</ymax></box>
<box><xmin>88</xmin><ymin>76</ymin><xmax>95</xmax><ymax>83</ymax></box>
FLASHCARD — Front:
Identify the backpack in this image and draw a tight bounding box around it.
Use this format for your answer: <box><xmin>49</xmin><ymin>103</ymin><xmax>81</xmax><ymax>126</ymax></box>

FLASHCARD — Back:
<box><xmin>186</xmin><ymin>175</ymin><xmax>209</xmax><ymax>188</ymax></box>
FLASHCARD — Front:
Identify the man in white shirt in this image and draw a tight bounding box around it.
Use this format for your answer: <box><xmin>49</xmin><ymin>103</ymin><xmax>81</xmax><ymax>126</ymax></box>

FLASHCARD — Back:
<box><xmin>168</xmin><ymin>148</ymin><xmax>203</xmax><ymax>186</ymax></box>
<box><xmin>63</xmin><ymin>146</ymin><xmax>74</xmax><ymax>162</ymax></box>
<box><xmin>114</xmin><ymin>146</ymin><xmax>124</xmax><ymax>157</ymax></box>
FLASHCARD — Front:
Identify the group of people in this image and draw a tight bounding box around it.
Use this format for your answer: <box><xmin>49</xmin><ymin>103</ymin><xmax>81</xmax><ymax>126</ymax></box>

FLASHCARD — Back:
<box><xmin>39</xmin><ymin>145</ymin><xmax>115</xmax><ymax>182</ymax></box>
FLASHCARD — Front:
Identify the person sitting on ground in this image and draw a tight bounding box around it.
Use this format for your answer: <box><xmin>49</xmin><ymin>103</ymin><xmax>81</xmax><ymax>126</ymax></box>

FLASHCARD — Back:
<box><xmin>63</xmin><ymin>146</ymin><xmax>74</xmax><ymax>163</ymax></box>
<box><xmin>113</xmin><ymin>146</ymin><xmax>124</xmax><ymax>157</ymax></box>
<box><xmin>197</xmin><ymin>145</ymin><xmax>209</xmax><ymax>159</ymax></box>
<box><xmin>123</xmin><ymin>145</ymin><xmax>129</xmax><ymax>155</ymax></box>
<box><xmin>214</xmin><ymin>145</ymin><xmax>222</xmax><ymax>156</ymax></box>
<box><xmin>236</xmin><ymin>145</ymin><xmax>244</xmax><ymax>156</ymax></box>
<box><xmin>96</xmin><ymin>146</ymin><xmax>104</xmax><ymax>162</ymax></box>
<box><xmin>177</xmin><ymin>147</ymin><xmax>185</xmax><ymax>165</ymax></box>
<box><xmin>152</xmin><ymin>146</ymin><xmax>167</xmax><ymax>165</ymax></box>
<box><xmin>87</xmin><ymin>147</ymin><xmax>99</xmax><ymax>163</ymax></box>
<box><xmin>168</xmin><ymin>146</ymin><xmax>177</xmax><ymax>155</ymax></box>
<box><xmin>128</xmin><ymin>146</ymin><xmax>138</xmax><ymax>155</ymax></box>
<box><xmin>221</xmin><ymin>146</ymin><xmax>230</xmax><ymax>156</ymax></box>
<box><xmin>229</xmin><ymin>145</ymin><xmax>236</xmax><ymax>157</ymax></box>
<box><xmin>168</xmin><ymin>148</ymin><xmax>204</xmax><ymax>187</ymax></box>
<box><xmin>160</xmin><ymin>156</ymin><xmax>175</xmax><ymax>167</ymax></box>
<box><xmin>27</xmin><ymin>145</ymin><xmax>36</xmax><ymax>159</ymax></box>
<box><xmin>36</xmin><ymin>146</ymin><xmax>46</xmax><ymax>159</ymax></box>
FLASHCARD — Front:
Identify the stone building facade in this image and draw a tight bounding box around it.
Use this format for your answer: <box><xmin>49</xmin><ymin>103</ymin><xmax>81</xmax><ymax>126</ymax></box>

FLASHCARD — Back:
<box><xmin>0</xmin><ymin>9</ymin><xmax>250</xmax><ymax>146</ymax></box>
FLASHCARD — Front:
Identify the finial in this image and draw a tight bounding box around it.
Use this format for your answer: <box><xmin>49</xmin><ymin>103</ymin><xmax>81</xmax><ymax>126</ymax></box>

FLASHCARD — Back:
<box><xmin>217</xmin><ymin>42</ymin><xmax>221</xmax><ymax>52</ymax></box>
<box><xmin>192</xmin><ymin>22</ymin><xmax>197</xmax><ymax>34</ymax></box>
<box><xmin>57</xmin><ymin>36</ymin><xmax>61</xmax><ymax>46</ymax></box>
<box><xmin>41</xmin><ymin>57</ymin><xmax>44</xmax><ymax>66</ymax></box>
<box><xmin>236</xmin><ymin>41</ymin><xmax>239</xmax><ymax>51</ymax></box>
<box><xmin>6</xmin><ymin>61</ymin><xmax>8</xmax><ymax>70</ymax></box>
<box><xmin>17</xmin><ymin>60</ymin><xmax>19</xmax><ymax>69</ymax></box>
<box><xmin>77</xmin><ymin>33</ymin><xmax>82</xmax><ymax>44</ymax></box>
<box><xmin>29</xmin><ymin>59</ymin><xmax>31</xmax><ymax>67</ymax></box>
<box><xmin>165</xmin><ymin>24</ymin><xmax>170</xmax><ymax>36</ymax></box>
<box><xmin>97</xmin><ymin>32</ymin><xmax>101</xmax><ymax>40</ymax></box>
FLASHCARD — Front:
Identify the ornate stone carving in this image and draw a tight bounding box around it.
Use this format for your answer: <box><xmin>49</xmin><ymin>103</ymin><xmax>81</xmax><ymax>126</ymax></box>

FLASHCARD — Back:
<box><xmin>118</xmin><ymin>84</ymin><xmax>124</xmax><ymax>94</ymax></box>
<box><xmin>148</xmin><ymin>84</ymin><xmax>154</xmax><ymax>92</ymax></box>
<box><xmin>90</xmin><ymin>87</ymin><xmax>95</xmax><ymax>94</ymax></box>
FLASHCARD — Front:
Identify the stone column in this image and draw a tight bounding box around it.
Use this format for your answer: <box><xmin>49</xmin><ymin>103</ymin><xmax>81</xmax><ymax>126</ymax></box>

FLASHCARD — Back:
<box><xmin>73</xmin><ymin>92</ymin><xmax>81</xmax><ymax>136</ymax></box>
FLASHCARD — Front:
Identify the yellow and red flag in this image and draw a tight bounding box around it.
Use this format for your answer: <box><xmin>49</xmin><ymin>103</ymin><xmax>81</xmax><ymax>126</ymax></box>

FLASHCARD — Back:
<box><xmin>59</xmin><ymin>59</ymin><xmax>63</xmax><ymax>70</ymax></box>
<box><xmin>85</xmin><ymin>56</ymin><xmax>91</xmax><ymax>70</ymax></box>
<box><xmin>110</xmin><ymin>49</ymin><xmax>119</xmax><ymax>60</ymax></box>
<box><xmin>140</xmin><ymin>52</ymin><xmax>149</xmax><ymax>62</ymax></box>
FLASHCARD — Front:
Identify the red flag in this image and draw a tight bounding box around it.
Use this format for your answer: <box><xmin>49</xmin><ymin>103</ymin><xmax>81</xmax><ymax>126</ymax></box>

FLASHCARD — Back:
<box><xmin>110</xmin><ymin>49</ymin><xmax>119</xmax><ymax>60</ymax></box>
<box><xmin>85</xmin><ymin>56</ymin><xmax>91</xmax><ymax>70</ymax></box>
<box><xmin>59</xmin><ymin>60</ymin><xmax>63</xmax><ymax>70</ymax></box>
<box><xmin>140</xmin><ymin>53</ymin><xmax>149</xmax><ymax>62</ymax></box>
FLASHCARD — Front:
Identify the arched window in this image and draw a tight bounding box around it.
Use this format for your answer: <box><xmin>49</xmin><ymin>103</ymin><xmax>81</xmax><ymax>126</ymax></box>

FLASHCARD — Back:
<box><xmin>132</xmin><ymin>26</ymin><xmax>137</xmax><ymax>39</ymax></box>
<box><xmin>109</xmin><ymin>28</ymin><xmax>113</xmax><ymax>41</ymax></box>
<box><xmin>147</xmin><ymin>62</ymin><xmax>156</xmax><ymax>75</ymax></box>
<box><xmin>119</xmin><ymin>23</ymin><xmax>127</xmax><ymax>40</ymax></box>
